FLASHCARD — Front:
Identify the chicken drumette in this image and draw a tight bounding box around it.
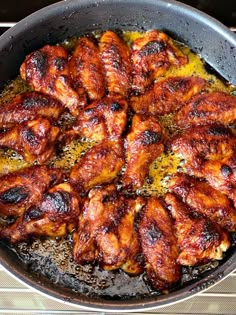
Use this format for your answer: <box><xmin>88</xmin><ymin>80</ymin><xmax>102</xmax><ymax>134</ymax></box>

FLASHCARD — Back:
<box><xmin>0</xmin><ymin>117</ymin><xmax>60</xmax><ymax>164</ymax></box>
<box><xmin>0</xmin><ymin>92</ymin><xmax>64</xmax><ymax>128</ymax></box>
<box><xmin>122</xmin><ymin>115</ymin><xmax>164</xmax><ymax>190</ymax></box>
<box><xmin>164</xmin><ymin>193</ymin><xmax>230</xmax><ymax>266</ymax></box>
<box><xmin>1</xmin><ymin>182</ymin><xmax>80</xmax><ymax>243</ymax></box>
<box><xmin>131</xmin><ymin>30</ymin><xmax>188</xmax><ymax>93</ymax></box>
<box><xmin>138</xmin><ymin>196</ymin><xmax>180</xmax><ymax>291</ymax></box>
<box><xmin>20</xmin><ymin>45</ymin><xmax>86</xmax><ymax>116</ymax></box>
<box><xmin>130</xmin><ymin>76</ymin><xmax>207</xmax><ymax>115</ymax></box>
<box><xmin>175</xmin><ymin>91</ymin><xmax>236</xmax><ymax>127</ymax></box>
<box><xmin>0</xmin><ymin>165</ymin><xmax>63</xmax><ymax>217</ymax></box>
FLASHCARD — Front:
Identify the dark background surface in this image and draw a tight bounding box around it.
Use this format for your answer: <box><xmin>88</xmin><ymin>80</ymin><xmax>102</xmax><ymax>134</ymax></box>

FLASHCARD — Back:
<box><xmin>0</xmin><ymin>0</ymin><xmax>235</xmax><ymax>25</ymax></box>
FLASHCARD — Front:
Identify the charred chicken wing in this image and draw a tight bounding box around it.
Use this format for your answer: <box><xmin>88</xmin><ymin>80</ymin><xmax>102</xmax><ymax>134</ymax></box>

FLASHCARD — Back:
<box><xmin>130</xmin><ymin>76</ymin><xmax>207</xmax><ymax>115</ymax></box>
<box><xmin>169</xmin><ymin>173</ymin><xmax>236</xmax><ymax>232</ymax></box>
<box><xmin>0</xmin><ymin>165</ymin><xmax>63</xmax><ymax>217</ymax></box>
<box><xmin>0</xmin><ymin>117</ymin><xmax>60</xmax><ymax>164</ymax></box>
<box><xmin>69</xmin><ymin>36</ymin><xmax>105</xmax><ymax>101</ymax></box>
<box><xmin>1</xmin><ymin>182</ymin><xmax>80</xmax><ymax>243</ymax></box>
<box><xmin>70</xmin><ymin>140</ymin><xmax>125</xmax><ymax>192</ymax></box>
<box><xmin>175</xmin><ymin>91</ymin><xmax>236</xmax><ymax>127</ymax></box>
<box><xmin>0</xmin><ymin>92</ymin><xmax>64</xmax><ymax>128</ymax></box>
<box><xmin>122</xmin><ymin>115</ymin><xmax>164</xmax><ymax>190</ymax></box>
<box><xmin>131</xmin><ymin>30</ymin><xmax>188</xmax><ymax>93</ymax></box>
<box><xmin>20</xmin><ymin>45</ymin><xmax>86</xmax><ymax>116</ymax></box>
<box><xmin>164</xmin><ymin>193</ymin><xmax>230</xmax><ymax>266</ymax></box>
<box><xmin>138</xmin><ymin>196</ymin><xmax>180</xmax><ymax>291</ymax></box>
<box><xmin>99</xmin><ymin>30</ymin><xmax>131</xmax><ymax>97</ymax></box>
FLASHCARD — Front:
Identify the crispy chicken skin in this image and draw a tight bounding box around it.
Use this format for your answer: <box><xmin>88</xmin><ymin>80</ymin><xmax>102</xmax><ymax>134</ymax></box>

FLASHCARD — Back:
<box><xmin>69</xmin><ymin>36</ymin><xmax>105</xmax><ymax>101</ymax></box>
<box><xmin>70</xmin><ymin>95</ymin><xmax>128</xmax><ymax>142</ymax></box>
<box><xmin>70</xmin><ymin>140</ymin><xmax>125</xmax><ymax>192</ymax></box>
<box><xmin>130</xmin><ymin>76</ymin><xmax>207</xmax><ymax>115</ymax></box>
<box><xmin>20</xmin><ymin>45</ymin><xmax>86</xmax><ymax>116</ymax></box>
<box><xmin>164</xmin><ymin>193</ymin><xmax>231</xmax><ymax>266</ymax></box>
<box><xmin>175</xmin><ymin>91</ymin><xmax>236</xmax><ymax>127</ymax></box>
<box><xmin>131</xmin><ymin>30</ymin><xmax>188</xmax><ymax>93</ymax></box>
<box><xmin>169</xmin><ymin>173</ymin><xmax>236</xmax><ymax>232</ymax></box>
<box><xmin>0</xmin><ymin>92</ymin><xmax>64</xmax><ymax>128</ymax></box>
<box><xmin>169</xmin><ymin>124</ymin><xmax>236</xmax><ymax>174</ymax></box>
<box><xmin>1</xmin><ymin>183</ymin><xmax>80</xmax><ymax>243</ymax></box>
<box><xmin>0</xmin><ymin>117</ymin><xmax>60</xmax><ymax>164</ymax></box>
<box><xmin>138</xmin><ymin>196</ymin><xmax>180</xmax><ymax>291</ymax></box>
<box><xmin>122</xmin><ymin>115</ymin><xmax>164</xmax><ymax>190</ymax></box>
<box><xmin>99</xmin><ymin>30</ymin><xmax>131</xmax><ymax>97</ymax></box>
<box><xmin>73</xmin><ymin>185</ymin><xmax>144</xmax><ymax>275</ymax></box>
<box><xmin>0</xmin><ymin>165</ymin><xmax>63</xmax><ymax>217</ymax></box>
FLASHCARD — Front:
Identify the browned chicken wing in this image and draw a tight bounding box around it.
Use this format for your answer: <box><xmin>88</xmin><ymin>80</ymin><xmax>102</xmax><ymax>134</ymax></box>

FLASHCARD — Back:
<box><xmin>70</xmin><ymin>95</ymin><xmax>128</xmax><ymax>142</ymax></box>
<box><xmin>70</xmin><ymin>140</ymin><xmax>125</xmax><ymax>192</ymax></box>
<box><xmin>0</xmin><ymin>92</ymin><xmax>64</xmax><ymax>128</ymax></box>
<box><xmin>99</xmin><ymin>30</ymin><xmax>131</xmax><ymax>97</ymax></box>
<box><xmin>130</xmin><ymin>76</ymin><xmax>207</xmax><ymax>115</ymax></box>
<box><xmin>169</xmin><ymin>173</ymin><xmax>236</xmax><ymax>232</ymax></box>
<box><xmin>69</xmin><ymin>36</ymin><xmax>105</xmax><ymax>101</ymax></box>
<box><xmin>122</xmin><ymin>115</ymin><xmax>164</xmax><ymax>190</ymax></box>
<box><xmin>175</xmin><ymin>91</ymin><xmax>236</xmax><ymax>127</ymax></box>
<box><xmin>138</xmin><ymin>196</ymin><xmax>180</xmax><ymax>291</ymax></box>
<box><xmin>131</xmin><ymin>30</ymin><xmax>188</xmax><ymax>93</ymax></box>
<box><xmin>164</xmin><ymin>193</ymin><xmax>231</xmax><ymax>266</ymax></box>
<box><xmin>0</xmin><ymin>117</ymin><xmax>60</xmax><ymax>164</ymax></box>
<box><xmin>0</xmin><ymin>165</ymin><xmax>63</xmax><ymax>217</ymax></box>
<box><xmin>20</xmin><ymin>45</ymin><xmax>86</xmax><ymax>116</ymax></box>
<box><xmin>1</xmin><ymin>182</ymin><xmax>80</xmax><ymax>243</ymax></box>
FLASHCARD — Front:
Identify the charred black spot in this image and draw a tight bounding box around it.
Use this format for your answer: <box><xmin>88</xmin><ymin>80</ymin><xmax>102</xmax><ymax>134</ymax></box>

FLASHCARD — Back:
<box><xmin>140</xmin><ymin>40</ymin><xmax>166</xmax><ymax>57</ymax></box>
<box><xmin>221</xmin><ymin>164</ymin><xmax>233</xmax><ymax>177</ymax></box>
<box><xmin>46</xmin><ymin>191</ymin><xmax>70</xmax><ymax>214</ymax></box>
<box><xmin>53</xmin><ymin>57</ymin><xmax>66</xmax><ymax>71</ymax></box>
<box><xmin>31</xmin><ymin>51</ymin><xmax>47</xmax><ymax>78</ymax></box>
<box><xmin>201</xmin><ymin>221</ymin><xmax>220</xmax><ymax>249</ymax></box>
<box><xmin>22</xmin><ymin>128</ymin><xmax>39</xmax><ymax>146</ymax></box>
<box><xmin>189</xmin><ymin>109</ymin><xmax>206</xmax><ymax>118</ymax></box>
<box><xmin>24</xmin><ymin>206</ymin><xmax>43</xmax><ymax>222</ymax></box>
<box><xmin>110</xmin><ymin>102</ymin><xmax>122</xmax><ymax>112</ymax></box>
<box><xmin>208</xmin><ymin>125</ymin><xmax>231</xmax><ymax>137</ymax></box>
<box><xmin>22</xmin><ymin>95</ymin><xmax>50</xmax><ymax>109</ymax></box>
<box><xmin>140</xmin><ymin>130</ymin><xmax>161</xmax><ymax>145</ymax></box>
<box><xmin>168</xmin><ymin>78</ymin><xmax>188</xmax><ymax>93</ymax></box>
<box><xmin>0</xmin><ymin>187</ymin><xmax>28</xmax><ymax>204</ymax></box>
<box><xmin>146</xmin><ymin>221</ymin><xmax>163</xmax><ymax>245</ymax></box>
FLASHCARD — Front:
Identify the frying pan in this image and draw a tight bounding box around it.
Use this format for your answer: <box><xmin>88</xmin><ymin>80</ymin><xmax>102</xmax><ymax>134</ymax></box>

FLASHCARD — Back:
<box><xmin>0</xmin><ymin>0</ymin><xmax>236</xmax><ymax>312</ymax></box>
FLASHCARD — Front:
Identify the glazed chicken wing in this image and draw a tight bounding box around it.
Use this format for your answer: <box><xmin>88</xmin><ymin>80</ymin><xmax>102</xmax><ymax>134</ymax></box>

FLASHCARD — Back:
<box><xmin>164</xmin><ymin>193</ymin><xmax>230</xmax><ymax>266</ymax></box>
<box><xmin>175</xmin><ymin>91</ymin><xmax>236</xmax><ymax>127</ymax></box>
<box><xmin>169</xmin><ymin>173</ymin><xmax>236</xmax><ymax>232</ymax></box>
<box><xmin>122</xmin><ymin>115</ymin><xmax>164</xmax><ymax>190</ymax></box>
<box><xmin>0</xmin><ymin>165</ymin><xmax>63</xmax><ymax>217</ymax></box>
<box><xmin>69</xmin><ymin>36</ymin><xmax>105</xmax><ymax>101</ymax></box>
<box><xmin>131</xmin><ymin>30</ymin><xmax>188</xmax><ymax>93</ymax></box>
<box><xmin>0</xmin><ymin>117</ymin><xmax>60</xmax><ymax>164</ymax></box>
<box><xmin>138</xmin><ymin>196</ymin><xmax>180</xmax><ymax>291</ymax></box>
<box><xmin>130</xmin><ymin>76</ymin><xmax>207</xmax><ymax>115</ymax></box>
<box><xmin>1</xmin><ymin>183</ymin><xmax>80</xmax><ymax>243</ymax></box>
<box><xmin>70</xmin><ymin>95</ymin><xmax>128</xmax><ymax>142</ymax></box>
<box><xmin>70</xmin><ymin>140</ymin><xmax>124</xmax><ymax>192</ymax></box>
<box><xmin>99</xmin><ymin>30</ymin><xmax>131</xmax><ymax>97</ymax></box>
<box><xmin>0</xmin><ymin>92</ymin><xmax>64</xmax><ymax>128</ymax></box>
<box><xmin>20</xmin><ymin>45</ymin><xmax>86</xmax><ymax>116</ymax></box>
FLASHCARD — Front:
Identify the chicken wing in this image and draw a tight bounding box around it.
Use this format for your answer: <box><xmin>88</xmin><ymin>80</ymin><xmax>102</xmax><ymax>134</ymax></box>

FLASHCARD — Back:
<box><xmin>70</xmin><ymin>140</ymin><xmax>125</xmax><ymax>192</ymax></box>
<box><xmin>130</xmin><ymin>76</ymin><xmax>207</xmax><ymax>115</ymax></box>
<box><xmin>122</xmin><ymin>115</ymin><xmax>164</xmax><ymax>190</ymax></box>
<box><xmin>164</xmin><ymin>193</ymin><xmax>230</xmax><ymax>266</ymax></box>
<box><xmin>20</xmin><ymin>45</ymin><xmax>86</xmax><ymax>116</ymax></box>
<box><xmin>0</xmin><ymin>117</ymin><xmax>60</xmax><ymax>164</ymax></box>
<box><xmin>138</xmin><ymin>196</ymin><xmax>180</xmax><ymax>291</ymax></box>
<box><xmin>71</xmin><ymin>95</ymin><xmax>128</xmax><ymax>142</ymax></box>
<box><xmin>69</xmin><ymin>36</ymin><xmax>105</xmax><ymax>101</ymax></box>
<box><xmin>99</xmin><ymin>30</ymin><xmax>131</xmax><ymax>97</ymax></box>
<box><xmin>0</xmin><ymin>165</ymin><xmax>63</xmax><ymax>217</ymax></box>
<box><xmin>131</xmin><ymin>30</ymin><xmax>188</xmax><ymax>93</ymax></box>
<box><xmin>169</xmin><ymin>173</ymin><xmax>236</xmax><ymax>232</ymax></box>
<box><xmin>1</xmin><ymin>182</ymin><xmax>80</xmax><ymax>243</ymax></box>
<box><xmin>0</xmin><ymin>92</ymin><xmax>64</xmax><ymax>128</ymax></box>
<box><xmin>175</xmin><ymin>91</ymin><xmax>236</xmax><ymax>127</ymax></box>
